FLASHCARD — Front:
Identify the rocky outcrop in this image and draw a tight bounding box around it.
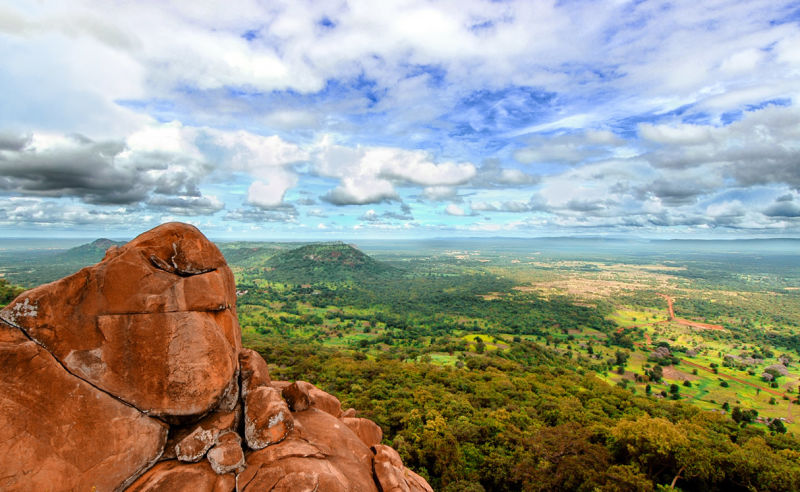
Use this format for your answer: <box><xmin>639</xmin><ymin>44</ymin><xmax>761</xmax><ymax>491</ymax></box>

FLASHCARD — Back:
<box><xmin>0</xmin><ymin>222</ymin><xmax>430</xmax><ymax>492</ymax></box>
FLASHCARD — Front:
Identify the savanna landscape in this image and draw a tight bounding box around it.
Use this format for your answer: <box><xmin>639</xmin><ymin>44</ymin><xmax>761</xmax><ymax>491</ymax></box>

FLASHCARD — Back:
<box><xmin>3</xmin><ymin>236</ymin><xmax>799</xmax><ymax>490</ymax></box>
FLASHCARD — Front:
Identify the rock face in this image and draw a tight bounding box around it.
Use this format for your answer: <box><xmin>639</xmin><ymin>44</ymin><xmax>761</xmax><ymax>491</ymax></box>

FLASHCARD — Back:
<box><xmin>0</xmin><ymin>222</ymin><xmax>431</xmax><ymax>492</ymax></box>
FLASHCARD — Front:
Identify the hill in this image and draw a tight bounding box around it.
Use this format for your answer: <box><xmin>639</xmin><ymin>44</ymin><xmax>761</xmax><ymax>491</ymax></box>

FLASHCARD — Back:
<box><xmin>55</xmin><ymin>238</ymin><xmax>125</xmax><ymax>263</ymax></box>
<box><xmin>263</xmin><ymin>242</ymin><xmax>399</xmax><ymax>284</ymax></box>
<box><xmin>218</xmin><ymin>241</ymin><xmax>296</xmax><ymax>268</ymax></box>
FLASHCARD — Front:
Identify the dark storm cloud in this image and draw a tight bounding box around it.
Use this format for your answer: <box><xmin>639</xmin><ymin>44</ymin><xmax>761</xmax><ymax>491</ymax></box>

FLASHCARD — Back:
<box><xmin>0</xmin><ymin>132</ymin><xmax>31</xmax><ymax>151</ymax></box>
<box><xmin>321</xmin><ymin>187</ymin><xmax>398</xmax><ymax>206</ymax></box>
<box><xmin>0</xmin><ymin>133</ymin><xmax>217</xmax><ymax>208</ymax></box>
<box><xmin>763</xmin><ymin>200</ymin><xmax>800</xmax><ymax>218</ymax></box>
<box><xmin>641</xmin><ymin>107</ymin><xmax>800</xmax><ymax>189</ymax></box>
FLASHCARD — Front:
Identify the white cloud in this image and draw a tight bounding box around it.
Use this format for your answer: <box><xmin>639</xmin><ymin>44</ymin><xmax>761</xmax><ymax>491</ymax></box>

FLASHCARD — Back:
<box><xmin>638</xmin><ymin>123</ymin><xmax>714</xmax><ymax>145</ymax></box>
<box><xmin>211</xmin><ymin>130</ymin><xmax>309</xmax><ymax>171</ymax></box>
<box><xmin>322</xmin><ymin>176</ymin><xmax>398</xmax><ymax>205</ymax></box>
<box><xmin>314</xmin><ymin>137</ymin><xmax>475</xmax><ymax>204</ymax></box>
<box><xmin>445</xmin><ymin>203</ymin><xmax>467</xmax><ymax>216</ymax></box>
<box><xmin>247</xmin><ymin>170</ymin><xmax>298</xmax><ymax>209</ymax></box>
<box><xmin>422</xmin><ymin>186</ymin><xmax>459</xmax><ymax>201</ymax></box>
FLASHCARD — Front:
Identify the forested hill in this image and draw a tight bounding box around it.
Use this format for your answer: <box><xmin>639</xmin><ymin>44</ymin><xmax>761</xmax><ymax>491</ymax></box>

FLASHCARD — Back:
<box><xmin>56</xmin><ymin>238</ymin><xmax>125</xmax><ymax>263</ymax></box>
<box><xmin>262</xmin><ymin>242</ymin><xmax>399</xmax><ymax>284</ymax></box>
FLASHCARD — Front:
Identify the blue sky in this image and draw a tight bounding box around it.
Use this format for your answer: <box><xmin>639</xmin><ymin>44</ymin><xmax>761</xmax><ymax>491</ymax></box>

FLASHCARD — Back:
<box><xmin>1</xmin><ymin>0</ymin><xmax>800</xmax><ymax>239</ymax></box>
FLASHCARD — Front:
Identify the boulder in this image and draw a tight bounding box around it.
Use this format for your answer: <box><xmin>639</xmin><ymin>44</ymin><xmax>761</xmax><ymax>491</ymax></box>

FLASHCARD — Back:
<box><xmin>373</xmin><ymin>444</ymin><xmax>434</xmax><ymax>492</ymax></box>
<box><xmin>240</xmin><ymin>408</ymin><xmax>378</xmax><ymax>491</ymax></box>
<box><xmin>283</xmin><ymin>380</ymin><xmax>343</xmax><ymax>417</ymax></box>
<box><xmin>244</xmin><ymin>386</ymin><xmax>294</xmax><ymax>449</ymax></box>
<box><xmin>343</xmin><ymin>417</ymin><xmax>384</xmax><ymax>447</ymax></box>
<box><xmin>173</xmin><ymin>405</ymin><xmax>241</xmax><ymax>463</ymax></box>
<box><xmin>0</xmin><ymin>322</ymin><xmax>167</xmax><ymax>492</ymax></box>
<box><xmin>0</xmin><ymin>222</ymin><xmax>240</xmax><ymax>420</ymax></box>
<box><xmin>207</xmin><ymin>432</ymin><xmax>246</xmax><ymax>475</ymax></box>
<box><xmin>127</xmin><ymin>460</ymin><xmax>236</xmax><ymax>492</ymax></box>
<box><xmin>239</xmin><ymin>348</ymin><xmax>271</xmax><ymax>397</ymax></box>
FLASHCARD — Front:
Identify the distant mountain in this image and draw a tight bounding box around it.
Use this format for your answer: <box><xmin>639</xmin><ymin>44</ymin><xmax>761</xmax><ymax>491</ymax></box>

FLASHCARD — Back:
<box><xmin>263</xmin><ymin>242</ymin><xmax>398</xmax><ymax>283</ymax></box>
<box><xmin>218</xmin><ymin>242</ymin><xmax>298</xmax><ymax>268</ymax></box>
<box><xmin>55</xmin><ymin>238</ymin><xmax>126</xmax><ymax>263</ymax></box>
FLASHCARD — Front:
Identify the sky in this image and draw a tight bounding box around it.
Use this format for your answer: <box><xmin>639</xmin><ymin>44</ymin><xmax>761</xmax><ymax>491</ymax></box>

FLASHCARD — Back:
<box><xmin>1</xmin><ymin>0</ymin><xmax>800</xmax><ymax>240</ymax></box>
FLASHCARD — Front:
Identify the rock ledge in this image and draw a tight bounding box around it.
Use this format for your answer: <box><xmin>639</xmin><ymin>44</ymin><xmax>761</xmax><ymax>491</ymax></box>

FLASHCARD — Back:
<box><xmin>0</xmin><ymin>223</ymin><xmax>431</xmax><ymax>492</ymax></box>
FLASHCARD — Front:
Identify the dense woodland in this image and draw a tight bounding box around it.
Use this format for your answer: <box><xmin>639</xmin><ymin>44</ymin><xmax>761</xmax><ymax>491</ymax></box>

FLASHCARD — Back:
<box><xmin>250</xmin><ymin>335</ymin><xmax>800</xmax><ymax>491</ymax></box>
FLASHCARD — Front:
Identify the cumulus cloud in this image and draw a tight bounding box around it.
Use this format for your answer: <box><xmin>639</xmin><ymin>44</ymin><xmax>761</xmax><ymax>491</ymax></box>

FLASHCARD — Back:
<box><xmin>321</xmin><ymin>176</ymin><xmax>398</xmax><ymax>205</ymax></box>
<box><xmin>0</xmin><ymin>197</ymin><xmax>140</xmax><ymax>226</ymax></box>
<box><xmin>211</xmin><ymin>130</ymin><xmax>309</xmax><ymax>171</ymax></box>
<box><xmin>0</xmin><ymin>126</ymin><xmax>214</xmax><ymax>206</ymax></box>
<box><xmin>247</xmin><ymin>171</ymin><xmax>298</xmax><ymax>209</ymax></box>
<box><xmin>763</xmin><ymin>194</ymin><xmax>800</xmax><ymax>217</ymax></box>
<box><xmin>640</xmin><ymin>106</ymin><xmax>800</xmax><ymax>190</ymax></box>
<box><xmin>445</xmin><ymin>203</ymin><xmax>473</xmax><ymax>216</ymax></box>
<box><xmin>313</xmin><ymin>138</ymin><xmax>476</xmax><ymax>204</ymax></box>
<box><xmin>2</xmin><ymin>1</ymin><xmax>800</xmax><ymax>235</ymax></box>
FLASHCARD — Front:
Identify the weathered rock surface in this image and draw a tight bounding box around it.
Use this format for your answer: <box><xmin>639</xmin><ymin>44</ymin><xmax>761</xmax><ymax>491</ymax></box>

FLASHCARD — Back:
<box><xmin>343</xmin><ymin>417</ymin><xmax>384</xmax><ymax>447</ymax></box>
<box><xmin>240</xmin><ymin>347</ymin><xmax>272</xmax><ymax>397</ymax></box>
<box><xmin>1</xmin><ymin>222</ymin><xmax>240</xmax><ymax>419</ymax></box>
<box><xmin>173</xmin><ymin>405</ymin><xmax>241</xmax><ymax>463</ymax></box>
<box><xmin>0</xmin><ymin>322</ymin><xmax>167</xmax><ymax>492</ymax></box>
<box><xmin>207</xmin><ymin>432</ymin><xmax>246</xmax><ymax>475</ymax></box>
<box><xmin>0</xmin><ymin>222</ymin><xmax>431</xmax><ymax>492</ymax></box>
<box><xmin>127</xmin><ymin>460</ymin><xmax>236</xmax><ymax>492</ymax></box>
<box><xmin>240</xmin><ymin>408</ymin><xmax>379</xmax><ymax>491</ymax></box>
<box><xmin>244</xmin><ymin>386</ymin><xmax>294</xmax><ymax>449</ymax></box>
<box><xmin>373</xmin><ymin>444</ymin><xmax>435</xmax><ymax>492</ymax></box>
<box><xmin>283</xmin><ymin>379</ymin><xmax>343</xmax><ymax>417</ymax></box>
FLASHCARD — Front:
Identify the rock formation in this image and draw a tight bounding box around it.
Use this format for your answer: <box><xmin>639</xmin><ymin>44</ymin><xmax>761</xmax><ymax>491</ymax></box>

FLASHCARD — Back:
<box><xmin>0</xmin><ymin>222</ymin><xmax>432</xmax><ymax>492</ymax></box>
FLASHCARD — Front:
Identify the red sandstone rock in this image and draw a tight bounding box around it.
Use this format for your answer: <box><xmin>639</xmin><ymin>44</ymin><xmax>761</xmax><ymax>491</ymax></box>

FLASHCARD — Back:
<box><xmin>207</xmin><ymin>431</ymin><xmax>246</xmax><ymax>475</ymax></box>
<box><xmin>271</xmin><ymin>380</ymin><xmax>292</xmax><ymax>391</ymax></box>
<box><xmin>373</xmin><ymin>444</ymin><xmax>434</xmax><ymax>492</ymax></box>
<box><xmin>244</xmin><ymin>385</ymin><xmax>293</xmax><ymax>449</ymax></box>
<box><xmin>0</xmin><ymin>222</ymin><xmax>432</xmax><ymax>492</ymax></box>
<box><xmin>239</xmin><ymin>348</ymin><xmax>271</xmax><ymax>397</ymax></box>
<box><xmin>127</xmin><ymin>460</ymin><xmax>235</xmax><ymax>492</ymax></box>
<box><xmin>342</xmin><ymin>407</ymin><xmax>357</xmax><ymax>418</ymax></box>
<box><xmin>0</xmin><ymin>322</ymin><xmax>167</xmax><ymax>492</ymax></box>
<box><xmin>0</xmin><ymin>222</ymin><xmax>240</xmax><ymax>419</ymax></box>
<box><xmin>343</xmin><ymin>417</ymin><xmax>383</xmax><ymax>447</ymax></box>
<box><xmin>173</xmin><ymin>405</ymin><xmax>241</xmax><ymax>463</ymax></box>
<box><xmin>282</xmin><ymin>380</ymin><xmax>343</xmax><ymax>417</ymax></box>
<box><xmin>240</xmin><ymin>408</ymin><xmax>379</xmax><ymax>491</ymax></box>
<box><xmin>282</xmin><ymin>380</ymin><xmax>311</xmax><ymax>411</ymax></box>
